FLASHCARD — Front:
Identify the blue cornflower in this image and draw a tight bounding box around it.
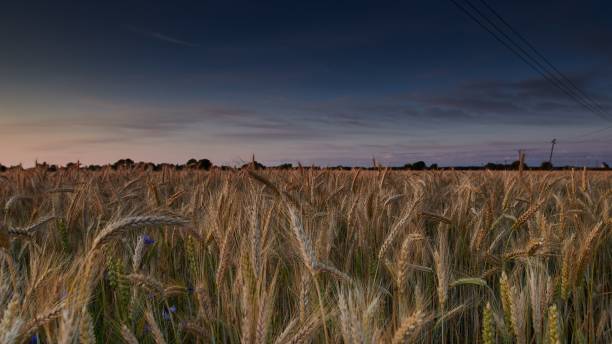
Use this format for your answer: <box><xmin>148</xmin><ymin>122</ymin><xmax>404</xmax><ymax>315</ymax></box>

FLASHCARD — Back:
<box><xmin>143</xmin><ymin>234</ymin><xmax>155</xmax><ymax>245</ymax></box>
<box><xmin>162</xmin><ymin>305</ymin><xmax>177</xmax><ymax>320</ymax></box>
<box><xmin>30</xmin><ymin>335</ymin><xmax>39</xmax><ymax>344</ymax></box>
<box><xmin>162</xmin><ymin>310</ymin><xmax>170</xmax><ymax>320</ymax></box>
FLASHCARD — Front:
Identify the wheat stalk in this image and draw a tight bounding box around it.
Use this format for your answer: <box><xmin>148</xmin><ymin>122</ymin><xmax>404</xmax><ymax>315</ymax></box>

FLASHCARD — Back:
<box><xmin>391</xmin><ymin>309</ymin><xmax>426</xmax><ymax>344</ymax></box>
<box><xmin>144</xmin><ymin>310</ymin><xmax>166</xmax><ymax>344</ymax></box>
<box><xmin>482</xmin><ymin>302</ymin><xmax>495</xmax><ymax>344</ymax></box>
<box><xmin>547</xmin><ymin>304</ymin><xmax>560</xmax><ymax>344</ymax></box>
<box><xmin>120</xmin><ymin>325</ymin><xmax>139</xmax><ymax>344</ymax></box>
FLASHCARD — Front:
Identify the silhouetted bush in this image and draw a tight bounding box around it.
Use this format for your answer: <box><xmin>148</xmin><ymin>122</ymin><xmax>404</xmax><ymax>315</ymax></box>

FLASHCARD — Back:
<box><xmin>186</xmin><ymin>158</ymin><xmax>212</xmax><ymax>170</ymax></box>
<box><xmin>540</xmin><ymin>161</ymin><xmax>553</xmax><ymax>170</ymax></box>
<box><xmin>411</xmin><ymin>161</ymin><xmax>427</xmax><ymax>170</ymax></box>
<box><xmin>197</xmin><ymin>159</ymin><xmax>212</xmax><ymax>170</ymax></box>
<box><xmin>0</xmin><ymin>164</ymin><xmax>6</xmax><ymax>172</ymax></box>
<box><xmin>112</xmin><ymin>159</ymin><xmax>135</xmax><ymax>170</ymax></box>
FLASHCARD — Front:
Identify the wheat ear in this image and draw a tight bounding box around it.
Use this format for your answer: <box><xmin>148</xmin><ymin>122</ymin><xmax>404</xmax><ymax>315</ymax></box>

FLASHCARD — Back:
<box><xmin>92</xmin><ymin>215</ymin><xmax>187</xmax><ymax>251</ymax></box>
<box><xmin>391</xmin><ymin>309</ymin><xmax>426</xmax><ymax>344</ymax></box>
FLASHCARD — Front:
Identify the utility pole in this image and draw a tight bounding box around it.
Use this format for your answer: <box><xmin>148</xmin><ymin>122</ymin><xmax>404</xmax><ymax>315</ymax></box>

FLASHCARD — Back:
<box><xmin>548</xmin><ymin>139</ymin><xmax>557</xmax><ymax>163</ymax></box>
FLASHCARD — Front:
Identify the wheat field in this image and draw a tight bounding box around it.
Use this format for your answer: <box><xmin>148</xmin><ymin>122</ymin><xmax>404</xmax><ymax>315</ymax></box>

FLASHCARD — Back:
<box><xmin>0</xmin><ymin>167</ymin><xmax>610</xmax><ymax>343</ymax></box>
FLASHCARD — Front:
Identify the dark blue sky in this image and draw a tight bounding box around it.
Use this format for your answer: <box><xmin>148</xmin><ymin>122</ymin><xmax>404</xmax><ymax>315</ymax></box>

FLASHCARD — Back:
<box><xmin>1</xmin><ymin>0</ymin><xmax>611</xmax><ymax>166</ymax></box>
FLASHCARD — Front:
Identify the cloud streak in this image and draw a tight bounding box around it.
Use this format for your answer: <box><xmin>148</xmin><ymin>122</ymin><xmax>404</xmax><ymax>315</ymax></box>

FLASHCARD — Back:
<box><xmin>401</xmin><ymin>73</ymin><xmax>612</xmax><ymax>125</ymax></box>
<box><xmin>127</xmin><ymin>26</ymin><xmax>200</xmax><ymax>47</ymax></box>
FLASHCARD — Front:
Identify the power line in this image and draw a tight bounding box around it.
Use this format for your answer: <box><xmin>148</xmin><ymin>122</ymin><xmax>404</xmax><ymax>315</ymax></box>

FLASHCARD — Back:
<box><xmin>448</xmin><ymin>0</ymin><xmax>612</xmax><ymax>122</ymax></box>
<box><xmin>476</xmin><ymin>0</ymin><xmax>610</xmax><ymax>117</ymax></box>
<box><xmin>451</xmin><ymin>0</ymin><xmax>606</xmax><ymax>119</ymax></box>
<box><xmin>461</xmin><ymin>0</ymin><xmax>607</xmax><ymax>119</ymax></box>
<box><xmin>568</xmin><ymin>124</ymin><xmax>612</xmax><ymax>141</ymax></box>
<box><xmin>479</xmin><ymin>0</ymin><xmax>607</xmax><ymax>114</ymax></box>
<box><xmin>449</xmin><ymin>0</ymin><xmax>612</xmax><ymax>159</ymax></box>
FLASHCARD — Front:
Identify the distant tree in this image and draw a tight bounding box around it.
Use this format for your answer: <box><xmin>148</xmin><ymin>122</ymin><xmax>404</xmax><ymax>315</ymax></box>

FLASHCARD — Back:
<box><xmin>185</xmin><ymin>158</ymin><xmax>212</xmax><ymax>170</ymax></box>
<box><xmin>602</xmin><ymin>162</ymin><xmax>610</xmax><ymax>169</ymax></box>
<box><xmin>66</xmin><ymin>162</ymin><xmax>79</xmax><ymax>169</ymax></box>
<box><xmin>87</xmin><ymin>165</ymin><xmax>101</xmax><ymax>171</ymax></box>
<box><xmin>540</xmin><ymin>161</ymin><xmax>553</xmax><ymax>170</ymax></box>
<box><xmin>197</xmin><ymin>159</ymin><xmax>212</xmax><ymax>170</ymax></box>
<box><xmin>411</xmin><ymin>161</ymin><xmax>427</xmax><ymax>170</ymax></box>
<box><xmin>0</xmin><ymin>164</ymin><xmax>6</xmax><ymax>172</ymax></box>
<box><xmin>112</xmin><ymin>158</ymin><xmax>134</xmax><ymax>170</ymax></box>
<box><xmin>47</xmin><ymin>164</ymin><xmax>58</xmax><ymax>172</ymax></box>
<box><xmin>429</xmin><ymin>163</ymin><xmax>439</xmax><ymax>170</ymax></box>
<box><xmin>402</xmin><ymin>163</ymin><xmax>412</xmax><ymax>170</ymax></box>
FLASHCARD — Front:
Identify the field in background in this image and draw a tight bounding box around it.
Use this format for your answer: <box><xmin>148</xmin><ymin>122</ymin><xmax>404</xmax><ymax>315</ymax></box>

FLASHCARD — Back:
<box><xmin>0</xmin><ymin>168</ymin><xmax>610</xmax><ymax>343</ymax></box>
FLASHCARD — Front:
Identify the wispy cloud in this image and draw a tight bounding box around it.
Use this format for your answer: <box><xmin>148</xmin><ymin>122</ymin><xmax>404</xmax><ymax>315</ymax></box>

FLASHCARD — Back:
<box><xmin>401</xmin><ymin>72</ymin><xmax>612</xmax><ymax>125</ymax></box>
<box><xmin>126</xmin><ymin>26</ymin><xmax>199</xmax><ymax>47</ymax></box>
